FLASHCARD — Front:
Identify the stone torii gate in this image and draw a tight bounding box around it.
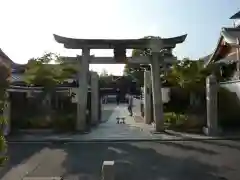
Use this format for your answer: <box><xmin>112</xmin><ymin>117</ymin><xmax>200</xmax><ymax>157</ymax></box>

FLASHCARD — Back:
<box><xmin>53</xmin><ymin>34</ymin><xmax>187</xmax><ymax>132</ymax></box>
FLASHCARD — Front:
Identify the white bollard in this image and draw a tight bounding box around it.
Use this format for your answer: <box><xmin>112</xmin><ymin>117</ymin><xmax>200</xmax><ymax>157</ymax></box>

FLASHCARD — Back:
<box><xmin>102</xmin><ymin>161</ymin><xmax>115</xmax><ymax>180</ymax></box>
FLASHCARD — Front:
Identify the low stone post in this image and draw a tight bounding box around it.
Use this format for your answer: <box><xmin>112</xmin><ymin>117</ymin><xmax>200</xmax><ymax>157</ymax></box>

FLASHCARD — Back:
<box><xmin>144</xmin><ymin>71</ymin><xmax>152</xmax><ymax>124</ymax></box>
<box><xmin>91</xmin><ymin>71</ymin><xmax>99</xmax><ymax>125</ymax></box>
<box><xmin>102</xmin><ymin>161</ymin><xmax>115</xmax><ymax>180</ymax></box>
<box><xmin>204</xmin><ymin>74</ymin><xmax>219</xmax><ymax>136</ymax></box>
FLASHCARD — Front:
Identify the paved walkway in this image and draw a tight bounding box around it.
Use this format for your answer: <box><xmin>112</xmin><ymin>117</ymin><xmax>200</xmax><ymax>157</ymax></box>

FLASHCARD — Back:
<box><xmin>79</xmin><ymin>104</ymin><xmax>173</xmax><ymax>140</ymax></box>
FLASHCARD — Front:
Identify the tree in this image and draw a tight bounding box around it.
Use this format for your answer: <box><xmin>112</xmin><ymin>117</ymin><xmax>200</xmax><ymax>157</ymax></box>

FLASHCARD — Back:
<box><xmin>164</xmin><ymin>58</ymin><xmax>209</xmax><ymax>112</ymax></box>
<box><xmin>123</xmin><ymin>63</ymin><xmax>147</xmax><ymax>87</ymax></box>
<box><xmin>124</xmin><ymin>36</ymin><xmax>165</xmax><ymax>87</ymax></box>
<box><xmin>0</xmin><ymin>63</ymin><xmax>10</xmax><ymax>165</ymax></box>
<box><xmin>165</xmin><ymin>58</ymin><xmax>205</xmax><ymax>89</ymax></box>
<box><xmin>24</xmin><ymin>53</ymin><xmax>78</xmax><ymax>117</ymax></box>
<box><xmin>132</xmin><ymin>36</ymin><xmax>161</xmax><ymax>57</ymax></box>
<box><xmin>24</xmin><ymin>53</ymin><xmax>78</xmax><ymax>88</ymax></box>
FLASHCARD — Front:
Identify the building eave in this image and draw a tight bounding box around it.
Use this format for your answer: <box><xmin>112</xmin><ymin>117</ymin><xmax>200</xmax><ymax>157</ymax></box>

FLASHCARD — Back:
<box><xmin>204</xmin><ymin>27</ymin><xmax>240</xmax><ymax>67</ymax></box>
<box><xmin>230</xmin><ymin>11</ymin><xmax>240</xmax><ymax>19</ymax></box>
<box><xmin>204</xmin><ymin>36</ymin><xmax>224</xmax><ymax>67</ymax></box>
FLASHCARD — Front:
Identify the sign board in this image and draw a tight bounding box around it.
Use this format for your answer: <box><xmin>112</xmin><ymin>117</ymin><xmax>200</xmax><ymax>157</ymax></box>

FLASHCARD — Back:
<box><xmin>162</xmin><ymin>87</ymin><xmax>170</xmax><ymax>103</ymax></box>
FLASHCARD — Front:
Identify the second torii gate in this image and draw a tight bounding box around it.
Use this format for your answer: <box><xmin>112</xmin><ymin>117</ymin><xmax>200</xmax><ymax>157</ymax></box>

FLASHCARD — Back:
<box><xmin>53</xmin><ymin>34</ymin><xmax>187</xmax><ymax>132</ymax></box>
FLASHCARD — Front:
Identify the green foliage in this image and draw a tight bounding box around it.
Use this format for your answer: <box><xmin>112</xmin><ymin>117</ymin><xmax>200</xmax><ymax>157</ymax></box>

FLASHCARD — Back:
<box><xmin>0</xmin><ymin>63</ymin><xmax>10</xmax><ymax>166</ymax></box>
<box><xmin>24</xmin><ymin>53</ymin><xmax>78</xmax><ymax>90</ymax></box>
<box><xmin>166</xmin><ymin>59</ymin><xmax>206</xmax><ymax>90</ymax></box>
<box><xmin>123</xmin><ymin>63</ymin><xmax>147</xmax><ymax>87</ymax></box>
<box><xmin>132</xmin><ymin>36</ymin><xmax>161</xmax><ymax>57</ymax></box>
<box><xmin>164</xmin><ymin>112</ymin><xmax>204</xmax><ymax>133</ymax></box>
<box><xmin>164</xmin><ymin>87</ymin><xmax>190</xmax><ymax>113</ymax></box>
<box><xmin>52</xmin><ymin>113</ymin><xmax>76</xmax><ymax>132</ymax></box>
<box><xmin>21</xmin><ymin>116</ymin><xmax>52</xmax><ymax>129</ymax></box>
<box><xmin>164</xmin><ymin>112</ymin><xmax>188</xmax><ymax>128</ymax></box>
<box><xmin>23</xmin><ymin>54</ymin><xmax>78</xmax><ymax>130</ymax></box>
<box><xmin>124</xmin><ymin>36</ymin><xmax>161</xmax><ymax>86</ymax></box>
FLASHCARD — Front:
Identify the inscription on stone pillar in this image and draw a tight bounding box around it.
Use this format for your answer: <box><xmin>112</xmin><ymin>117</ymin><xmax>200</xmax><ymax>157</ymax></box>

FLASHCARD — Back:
<box><xmin>204</xmin><ymin>74</ymin><xmax>219</xmax><ymax>136</ymax></box>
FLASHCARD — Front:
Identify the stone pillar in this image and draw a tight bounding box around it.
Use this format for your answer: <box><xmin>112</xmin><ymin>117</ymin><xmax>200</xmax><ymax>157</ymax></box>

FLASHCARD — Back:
<box><xmin>77</xmin><ymin>48</ymin><xmax>90</xmax><ymax>131</ymax></box>
<box><xmin>102</xmin><ymin>161</ymin><xmax>115</xmax><ymax>180</ymax></box>
<box><xmin>91</xmin><ymin>71</ymin><xmax>99</xmax><ymax>125</ymax></box>
<box><xmin>203</xmin><ymin>74</ymin><xmax>219</xmax><ymax>136</ymax></box>
<box><xmin>144</xmin><ymin>71</ymin><xmax>152</xmax><ymax>124</ymax></box>
<box><xmin>150</xmin><ymin>53</ymin><xmax>164</xmax><ymax>132</ymax></box>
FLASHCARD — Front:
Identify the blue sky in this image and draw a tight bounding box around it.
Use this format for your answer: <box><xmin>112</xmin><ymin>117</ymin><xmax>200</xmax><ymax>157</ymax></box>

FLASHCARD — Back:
<box><xmin>0</xmin><ymin>0</ymin><xmax>239</xmax><ymax>75</ymax></box>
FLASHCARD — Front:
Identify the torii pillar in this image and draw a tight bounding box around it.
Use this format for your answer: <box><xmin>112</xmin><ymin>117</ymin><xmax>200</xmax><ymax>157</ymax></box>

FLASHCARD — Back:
<box><xmin>151</xmin><ymin>53</ymin><xmax>165</xmax><ymax>131</ymax></box>
<box><xmin>149</xmin><ymin>39</ymin><xmax>165</xmax><ymax>131</ymax></box>
<box><xmin>91</xmin><ymin>71</ymin><xmax>99</xmax><ymax>125</ymax></box>
<box><xmin>144</xmin><ymin>71</ymin><xmax>152</xmax><ymax>124</ymax></box>
<box><xmin>77</xmin><ymin>48</ymin><xmax>90</xmax><ymax>131</ymax></box>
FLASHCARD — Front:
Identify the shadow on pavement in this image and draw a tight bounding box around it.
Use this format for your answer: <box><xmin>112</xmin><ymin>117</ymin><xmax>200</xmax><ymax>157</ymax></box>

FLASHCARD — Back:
<box><xmin>199</xmin><ymin>140</ymin><xmax>240</xmax><ymax>151</ymax></box>
<box><xmin>0</xmin><ymin>143</ymin><xmax>51</xmax><ymax>179</ymax></box>
<box><xmin>1</xmin><ymin>142</ymin><xmax>234</xmax><ymax>179</ymax></box>
<box><xmin>60</xmin><ymin>143</ymin><xmax>220</xmax><ymax>180</ymax></box>
<box><xmin>101</xmin><ymin>109</ymin><xmax>115</xmax><ymax>122</ymax></box>
<box><xmin>159</xmin><ymin>141</ymin><xmax>218</xmax><ymax>155</ymax></box>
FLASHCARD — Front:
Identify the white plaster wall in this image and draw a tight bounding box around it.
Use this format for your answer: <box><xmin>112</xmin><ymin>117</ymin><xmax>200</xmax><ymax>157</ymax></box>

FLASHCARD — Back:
<box><xmin>220</xmin><ymin>80</ymin><xmax>240</xmax><ymax>99</ymax></box>
<box><xmin>141</xmin><ymin>87</ymin><xmax>170</xmax><ymax>103</ymax></box>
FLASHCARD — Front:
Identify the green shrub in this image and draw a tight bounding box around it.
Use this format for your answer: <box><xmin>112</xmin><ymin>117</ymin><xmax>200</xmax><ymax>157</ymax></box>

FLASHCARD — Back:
<box><xmin>0</xmin><ymin>63</ymin><xmax>10</xmax><ymax>166</ymax></box>
<box><xmin>53</xmin><ymin>113</ymin><xmax>76</xmax><ymax>132</ymax></box>
<box><xmin>164</xmin><ymin>87</ymin><xmax>190</xmax><ymax>113</ymax></box>
<box><xmin>14</xmin><ymin>116</ymin><xmax>53</xmax><ymax>129</ymax></box>
<box><xmin>164</xmin><ymin>112</ymin><xmax>204</xmax><ymax>133</ymax></box>
<box><xmin>164</xmin><ymin>112</ymin><xmax>188</xmax><ymax>128</ymax></box>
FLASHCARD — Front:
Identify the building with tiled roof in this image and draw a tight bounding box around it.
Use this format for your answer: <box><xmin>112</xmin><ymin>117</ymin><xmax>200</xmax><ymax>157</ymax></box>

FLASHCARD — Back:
<box><xmin>199</xmin><ymin>11</ymin><xmax>240</xmax><ymax>82</ymax></box>
<box><xmin>201</xmin><ymin>11</ymin><xmax>240</xmax><ymax>66</ymax></box>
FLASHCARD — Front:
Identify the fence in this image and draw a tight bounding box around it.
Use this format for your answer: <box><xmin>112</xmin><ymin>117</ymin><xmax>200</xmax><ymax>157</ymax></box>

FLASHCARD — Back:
<box><xmin>8</xmin><ymin>86</ymin><xmax>101</xmax><ymax>131</ymax></box>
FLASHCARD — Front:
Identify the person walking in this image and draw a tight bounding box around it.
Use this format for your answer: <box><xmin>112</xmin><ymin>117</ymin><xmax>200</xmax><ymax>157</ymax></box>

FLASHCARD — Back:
<box><xmin>116</xmin><ymin>88</ymin><xmax>120</xmax><ymax>105</ymax></box>
<box><xmin>128</xmin><ymin>93</ymin><xmax>133</xmax><ymax>116</ymax></box>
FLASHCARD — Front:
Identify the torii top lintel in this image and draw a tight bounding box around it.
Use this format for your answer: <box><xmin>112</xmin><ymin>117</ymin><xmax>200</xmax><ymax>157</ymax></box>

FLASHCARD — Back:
<box><xmin>53</xmin><ymin>34</ymin><xmax>187</xmax><ymax>49</ymax></box>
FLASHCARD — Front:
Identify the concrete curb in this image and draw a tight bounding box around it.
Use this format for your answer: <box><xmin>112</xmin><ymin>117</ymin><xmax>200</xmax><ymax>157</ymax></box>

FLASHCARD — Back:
<box><xmin>6</xmin><ymin>136</ymin><xmax>240</xmax><ymax>143</ymax></box>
